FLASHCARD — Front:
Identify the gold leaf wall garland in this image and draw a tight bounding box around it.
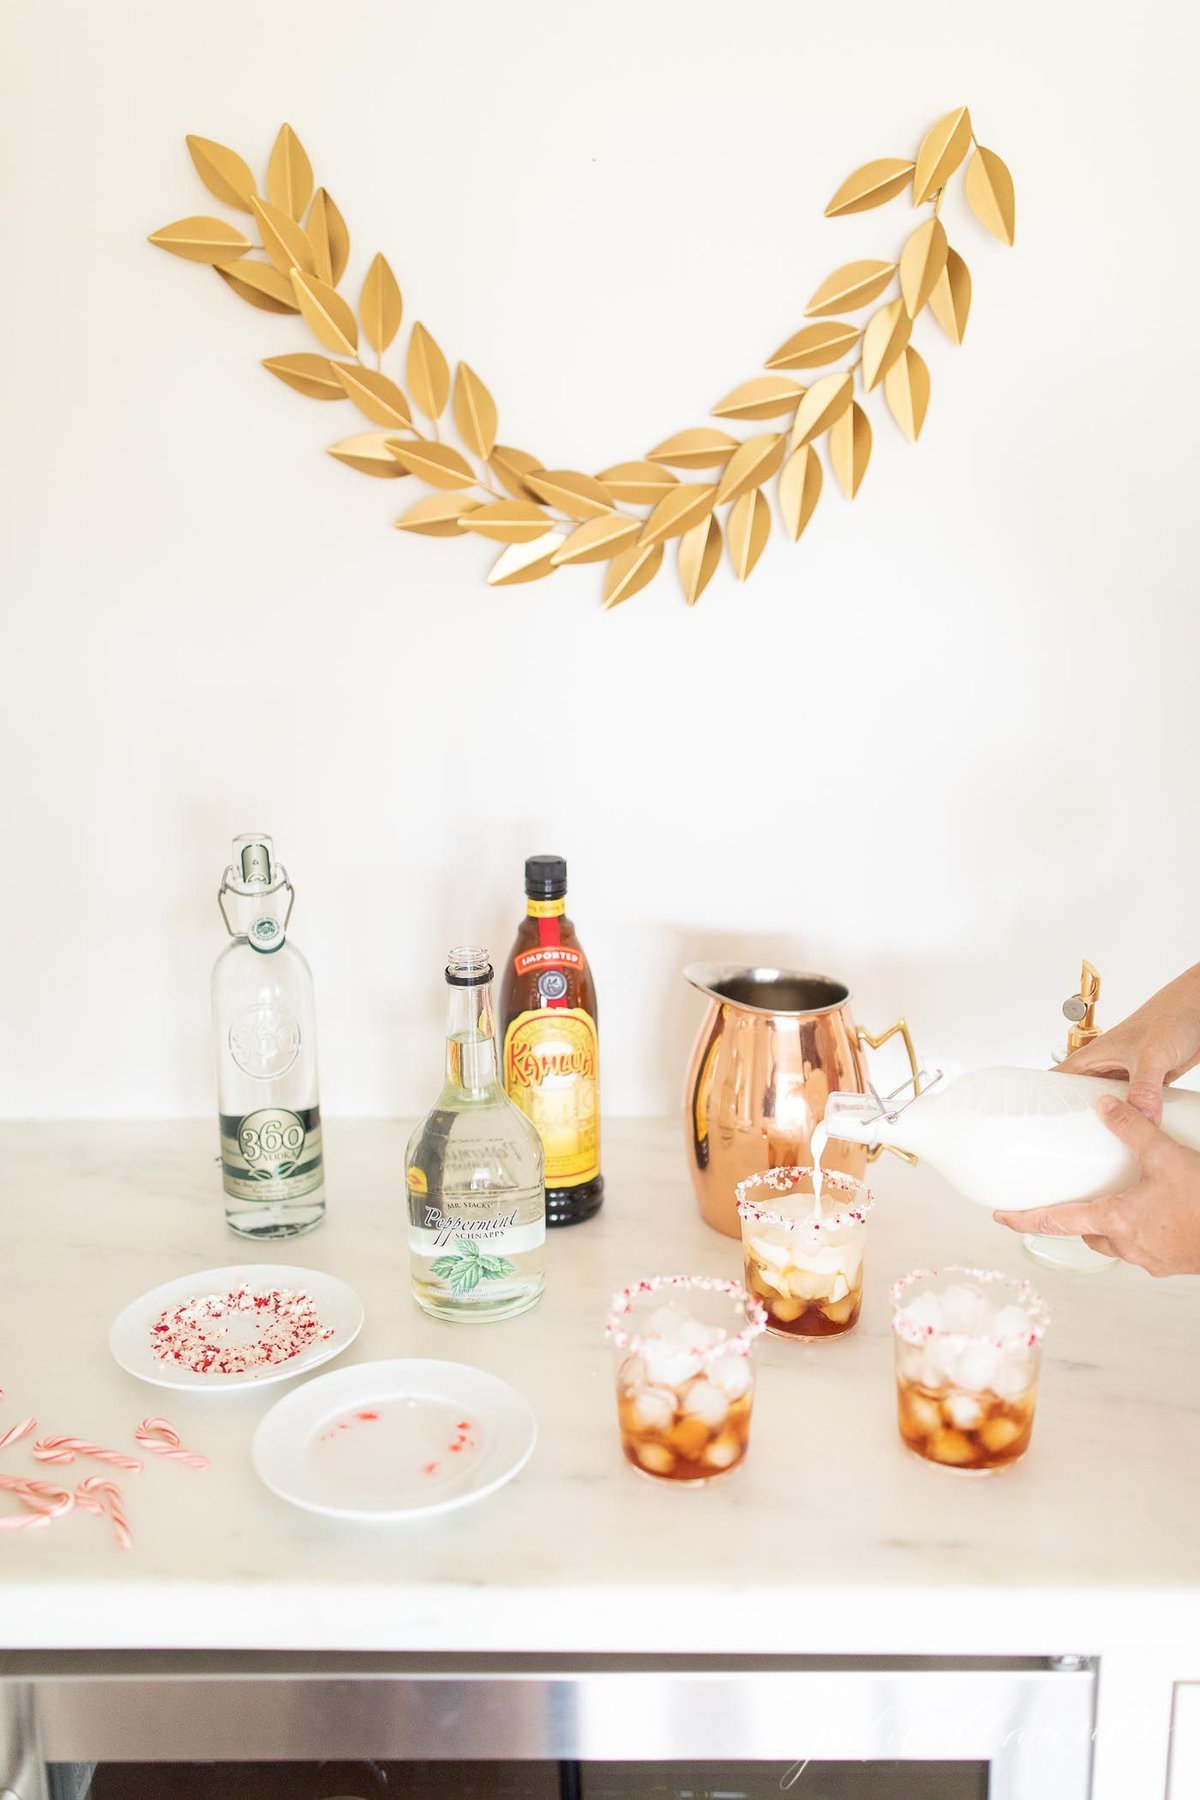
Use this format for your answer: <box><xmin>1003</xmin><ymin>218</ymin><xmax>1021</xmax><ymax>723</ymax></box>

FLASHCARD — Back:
<box><xmin>151</xmin><ymin>108</ymin><xmax>1015</xmax><ymax>609</ymax></box>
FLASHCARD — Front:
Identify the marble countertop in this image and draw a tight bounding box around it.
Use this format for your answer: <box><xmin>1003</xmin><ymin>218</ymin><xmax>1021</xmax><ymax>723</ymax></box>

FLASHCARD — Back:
<box><xmin>1</xmin><ymin>1118</ymin><xmax>1197</xmax><ymax>1657</ymax></box>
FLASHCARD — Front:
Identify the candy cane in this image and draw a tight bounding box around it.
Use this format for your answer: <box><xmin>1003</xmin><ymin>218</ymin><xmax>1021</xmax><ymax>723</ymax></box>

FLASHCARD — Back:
<box><xmin>0</xmin><ymin>1416</ymin><xmax>35</xmax><ymax>1452</ymax></box>
<box><xmin>75</xmin><ymin>1477</ymin><xmax>133</xmax><ymax>1551</ymax></box>
<box><xmin>134</xmin><ymin>1416</ymin><xmax>208</xmax><ymax>1470</ymax></box>
<box><xmin>33</xmin><ymin>1436</ymin><xmax>142</xmax><ymax>1474</ymax></box>
<box><xmin>0</xmin><ymin>1473</ymin><xmax>74</xmax><ymax>1534</ymax></box>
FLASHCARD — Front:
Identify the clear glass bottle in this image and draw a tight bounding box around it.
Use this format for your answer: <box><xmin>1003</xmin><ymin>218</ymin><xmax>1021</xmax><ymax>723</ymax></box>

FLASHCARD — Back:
<box><xmin>212</xmin><ymin>833</ymin><xmax>325</xmax><ymax>1239</ymax></box>
<box><xmin>407</xmin><ymin>947</ymin><xmax>546</xmax><ymax>1322</ymax></box>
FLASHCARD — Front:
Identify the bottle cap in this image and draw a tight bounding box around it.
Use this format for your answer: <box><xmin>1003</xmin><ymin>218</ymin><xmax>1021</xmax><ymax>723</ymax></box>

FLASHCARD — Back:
<box><xmin>446</xmin><ymin>946</ymin><xmax>493</xmax><ymax>987</ymax></box>
<box><xmin>525</xmin><ymin>854</ymin><xmax>567</xmax><ymax>899</ymax></box>
<box><xmin>228</xmin><ymin>833</ymin><xmax>278</xmax><ymax>892</ymax></box>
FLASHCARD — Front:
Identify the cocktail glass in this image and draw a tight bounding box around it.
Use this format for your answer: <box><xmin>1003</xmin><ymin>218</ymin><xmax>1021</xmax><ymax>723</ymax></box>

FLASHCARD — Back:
<box><xmin>736</xmin><ymin>1165</ymin><xmax>873</xmax><ymax>1339</ymax></box>
<box><xmin>605</xmin><ymin>1275</ymin><xmax>766</xmax><ymax>1485</ymax></box>
<box><xmin>891</xmin><ymin>1266</ymin><xmax>1049</xmax><ymax>1475</ymax></box>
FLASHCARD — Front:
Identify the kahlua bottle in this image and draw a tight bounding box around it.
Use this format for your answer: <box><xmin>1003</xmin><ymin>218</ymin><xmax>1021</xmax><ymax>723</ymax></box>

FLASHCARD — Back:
<box><xmin>499</xmin><ymin>855</ymin><xmax>603</xmax><ymax>1227</ymax></box>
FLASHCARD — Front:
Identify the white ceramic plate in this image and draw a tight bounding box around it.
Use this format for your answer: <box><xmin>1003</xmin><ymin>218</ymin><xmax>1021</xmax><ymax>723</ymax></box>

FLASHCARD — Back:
<box><xmin>109</xmin><ymin>1264</ymin><xmax>364</xmax><ymax>1392</ymax></box>
<box><xmin>252</xmin><ymin>1359</ymin><xmax>537</xmax><ymax>1521</ymax></box>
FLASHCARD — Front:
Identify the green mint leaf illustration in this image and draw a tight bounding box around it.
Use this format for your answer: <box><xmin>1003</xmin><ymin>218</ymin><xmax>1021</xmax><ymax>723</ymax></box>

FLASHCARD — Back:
<box><xmin>428</xmin><ymin>1257</ymin><xmax>460</xmax><ymax>1278</ymax></box>
<box><xmin>477</xmin><ymin>1254</ymin><xmax>517</xmax><ymax>1280</ymax></box>
<box><xmin>455</xmin><ymin>1238</ymin><xmax>483</xmax><ymax>1261</ymax></box>
<box><xmin>449</xmin><ymin>1258</ymin><xmax>484</xmax><ymax>1295</ymax></box>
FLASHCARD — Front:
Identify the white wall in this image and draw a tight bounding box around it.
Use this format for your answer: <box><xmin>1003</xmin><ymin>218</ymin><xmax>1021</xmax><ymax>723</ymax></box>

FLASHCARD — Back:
<box><xmin>2</xmin><ymin>0</ymin><xmax>1198</xmax><ymax>1119</ymax></box>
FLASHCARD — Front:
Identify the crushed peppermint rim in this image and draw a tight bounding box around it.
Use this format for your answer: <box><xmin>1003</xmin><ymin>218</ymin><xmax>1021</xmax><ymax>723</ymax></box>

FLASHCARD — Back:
<box><xmin>890</xmin><ymin>1265</ymin><xmax>1050</xmax><ymax>1350</ymax></box>
<box><xmin>149</xmin><ymin>1284</ymin><xmax>335</xmax><ymax>1376</ymax></box>
<box><xmin>736</xmin><ymin>1164</ymin><xmax>874</xmax><ymax>1233</ymax></box>
<box><xmin>604</xmin><ymin>1274</ymin><xmax>766</xmax><ymax>1358</ymax></box>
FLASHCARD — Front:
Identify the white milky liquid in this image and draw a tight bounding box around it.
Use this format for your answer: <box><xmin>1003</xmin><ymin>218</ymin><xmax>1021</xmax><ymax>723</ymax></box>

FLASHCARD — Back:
<box><xmin>809</xmin><ymin>1120</ymin><xmax>829</xmax><ymax>1218</ymax></box>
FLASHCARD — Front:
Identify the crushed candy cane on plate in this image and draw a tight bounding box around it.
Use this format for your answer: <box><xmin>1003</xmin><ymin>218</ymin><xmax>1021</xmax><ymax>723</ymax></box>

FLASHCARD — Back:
<box><xmin>149</xmin><ymin>1284</ymin><xmax>335</xmax><ymax>1377</ymax></box>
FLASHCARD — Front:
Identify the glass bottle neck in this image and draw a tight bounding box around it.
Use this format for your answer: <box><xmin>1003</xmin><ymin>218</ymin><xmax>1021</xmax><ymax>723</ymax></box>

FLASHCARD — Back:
<box><xmin>445</xmin><ymin>979</ymin><xmax>501</xmax><ymax>1096</ymax></box>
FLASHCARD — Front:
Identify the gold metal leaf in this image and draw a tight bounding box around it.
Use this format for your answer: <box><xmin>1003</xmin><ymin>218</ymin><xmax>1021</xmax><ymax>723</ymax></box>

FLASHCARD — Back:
<box><xmin>460</xmin><ymin>499</ymin><xmax>553</xmax><ymax>543</ymax></box>
<box><xmin>327</xmin><ymin>432</ymin><xmax>409</xmax><ymax>478</ymax></box>
<box><xmin>407</xmin><ymin>323</ymin><xmax>450</xmax><ymax>421</ymax></box>
<box><xmin>267</xmin><ymin>123</ymin><xmax>313</xmax><ymax>220</ymax></box>
<box><xmin>677</xmin><ymin>514</ymin><xmax>721</xmax><ymax>605</ymax></box>
<box><xmin>965</xmin><ymin>146</ymin><xmax>1016</xmax><ymax>246</ymax></box>
<box><xmin>790</xmin><ymin>372</ymin><xmax>854</xmax><ymax>446</ymax></box>
<box><xmin>307</xmin><ymin>189</ymin><xmax>349</xmax><ymax>286</ymax></box>
<box><xmin>262</xmin><ymin>352</ymin><xmax>344</xmax><ymax>400</ymax></box>
<box><xmin>861</xmin><ymin>298</ymin><xmax>910</xmax><ymax>391</ymax></box>
<box><xmin>396</xmin><ymin>494</ymin><xmax>478</xmax><ymax>537</ymax></box>
<box><xmin>778</xmin><ymin>444</ymin><xmax>822</xmax><ymax>540</ymax></box>
<box><xmin>489</xmin><ymin>532</ymin><xmax>566</xmax><ymax>587</ymax></box>
<box><xmin>727</xmin><ymin>488</ymin><xmax>770</xmax><ymax>580</ymax></box>
<box><xmin>824</xmin><ymin>158</ymin><xmax>915</xmax><ymax>217</ymax></box>
<box><xmin>638</xmin><ymin>484</ymin><xmax>716</xmax><ymax>549</ymax></box>
<box><xmin>290</xmin><ymin>269</ymin><xmax>358</xmax><ymax>356</ymax></box>
<box><xmin>912</xmin><ymin>107</ymin><xmax>972</xmax><ymax>205</ymax></box>
<box><xmin>712</xmin><ymin>375</ymin><xmax>805</xmax><ymax>421</ymax></box>
<box><xmin>646</xmin><ymin>428</ymin><xmax>740</xmax><ymax>469</ymax></box>
<box><xmin>597</xmin><ymin>461</ymin><xmax>679</xmax><ymax>504</ymax></box>
<box><xmin>186</xmin><ymin>136</ymin><xmax>256</xmax><ymax>212</ymax></box>
<box><xmin>490</xmin><ymin>445</ymin><xmax>544</xmax><ymax>502</ymax></box>
<box><xmin>715</xmin><ymin>433</ymin><xmax>786</xmax><ymax>506</ymax></box>
<box><xmin>252</xmin><ymin>197</ymin><xmax>315</xmax><ymax>277</ymax></box>
<box><xmin>525</xmin><ymin>469</ymin><xmax>612</xmax><ymax>520</ymax></box>
<box><xmin>215</xmin><ymin>260</ymin><xmax>298</xmax><ymax>312</ymax></box>
<box><xmin>805</xmin><ymin>260</ymin><xmax>896</xmax><ymax>317</ymax></box>
<box><xmin>883</xmin><ymin>345</ymin><xmax>931</xmax><ymax>443</ymax></box>
<box><xmin>388</xmin><ymin>440</ymin><xmax>476</xmax><ymax>489</ymax></box>
<box><xmin>928</xmin><ymin>248</ymin><xmax>971</xmax><ymax>344</ymax></box>
<box><xmin>603</xmin><ymin>542</ymin><xmax>663</xmax><ymax>609</ymax></box>
<box><xmin>148</xmin><ymin>216</ymin><xmax>252</xmax><ymax>264</ymax></box>
<box><xmin>360</xmin><ymin>253</ymin><xmax>403</xmax><ymax>356</ymax></box>
<box><xmin>899</xmin><ymin>217</ymin><xmax>948</xmax><ymax>318</ymax></box>
<box><xmin>552</xmin><ymin>514</ymin><xmax>642</xmax><ymax>566</ymax></box>
<box><xmin>332</xmin><ymin>363</ymin><xmax>412</xmax><ymax>429</ymax></box>
<box><xmin>766</xmin><ymin>321</ymin><xmax>860</xmax><ymax>371</ymax></box>
<box><xmin>453</xmin><ymin>363</ymin><xmax>498</xmax><ymax>460</ymax></box>
<box><xmin>829</xmin><ymin>401</ymin><xmax>872</xmax><ymax>499</ymax></box>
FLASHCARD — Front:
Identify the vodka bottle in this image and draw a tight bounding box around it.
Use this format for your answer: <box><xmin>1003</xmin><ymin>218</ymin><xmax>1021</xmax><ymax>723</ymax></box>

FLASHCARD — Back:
<box><xmin>406</xmin><ymin>947</ymin><xmax>546</xmax><ymax>1322</ymax></box>
<box><xmin>212</xmin><ymin>834</ymin><xmax>325</xmax><ymax>1239</ymax></box>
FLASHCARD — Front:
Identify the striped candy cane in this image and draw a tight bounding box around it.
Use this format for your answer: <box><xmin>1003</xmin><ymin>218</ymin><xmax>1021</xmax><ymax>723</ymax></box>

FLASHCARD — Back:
<box><xmin>135</xmin><ymin>1417</ymin><xmax>208</xmax><ymax>1470</ymax></box>
<box><xmin>0</xmin><ymin>1473</ymin><xmax>74</xmax><ymax>1534</ymax></box>
<box><xmin>0</xmin><ymin>1416</ymin><xmax>35</xmax><ymax>1452</ymax></box>
<box><xmin>76</xmin><ymin>1477</ymin><xmax>133</xmax><ymax>1551</ymax></box>
<box><xmin>34</xmin><ymin>1435</ymin><xmax>142</xmax><ymax>1474</ymax></box>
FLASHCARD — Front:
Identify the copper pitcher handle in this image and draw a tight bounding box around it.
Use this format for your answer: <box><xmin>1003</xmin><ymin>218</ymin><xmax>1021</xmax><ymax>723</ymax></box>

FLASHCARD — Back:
<box><xmin>856</xmin><ymin>1019</ymin><xmax>921</xmax><ymax>1164</ymax></box>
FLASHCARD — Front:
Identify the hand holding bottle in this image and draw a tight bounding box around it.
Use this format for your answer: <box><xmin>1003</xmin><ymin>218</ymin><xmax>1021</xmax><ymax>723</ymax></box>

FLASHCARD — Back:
<box><xmin>994</xmin><ymin>1095</ymin><xmax>1200</xmax><ymax>1276</ymax></box>
<box><xmin>1057</xmin><ymin>963</ymin><xmax>1200</xmax><ymax>1123</ymax></box>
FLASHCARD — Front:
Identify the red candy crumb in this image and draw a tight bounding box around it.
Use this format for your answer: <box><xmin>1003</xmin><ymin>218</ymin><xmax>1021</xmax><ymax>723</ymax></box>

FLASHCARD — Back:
<box><xmin>149</xmin><ymin>1285</ymin><xmax>335</xmax><ymax>1377</ymax></box>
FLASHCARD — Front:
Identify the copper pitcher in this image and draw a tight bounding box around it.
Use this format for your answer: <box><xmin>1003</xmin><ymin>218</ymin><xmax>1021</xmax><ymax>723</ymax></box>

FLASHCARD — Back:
<box><xmin>683</xmin><ymin>965</ymin><xmax>920</xmax><ymax>1237</ymax></box>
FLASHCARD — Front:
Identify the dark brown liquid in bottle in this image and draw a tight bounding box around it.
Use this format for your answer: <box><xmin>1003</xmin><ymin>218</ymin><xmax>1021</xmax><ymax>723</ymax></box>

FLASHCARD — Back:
<box><xmin>499</xmin><ymin>898</ymin><xmax>603</xmax><ymax>1228</ymax></box>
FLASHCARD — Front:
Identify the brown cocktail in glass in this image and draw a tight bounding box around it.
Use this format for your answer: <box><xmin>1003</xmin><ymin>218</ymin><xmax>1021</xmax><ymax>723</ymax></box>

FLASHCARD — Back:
<box><xmin>736</xmin><ymin>1165</ymin><xmax>873</xmax><ymax>1339</ymax></box>
<box><xmin>891</xmin><ymin>1266</ymin><xmax>1049</xmax><ymax>1474</ymax></box>
<box><xmin>606</xmin><ymin>1275</ymin><xmax>766</xmax><ymax>1484</ymax></box>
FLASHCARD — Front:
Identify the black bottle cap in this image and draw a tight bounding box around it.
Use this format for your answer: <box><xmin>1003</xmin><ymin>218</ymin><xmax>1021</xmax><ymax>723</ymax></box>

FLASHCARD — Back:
<box><xmin>525</xmin><ymin>854</ymin><xmax>567</xmax><ymax>899</ymax></box>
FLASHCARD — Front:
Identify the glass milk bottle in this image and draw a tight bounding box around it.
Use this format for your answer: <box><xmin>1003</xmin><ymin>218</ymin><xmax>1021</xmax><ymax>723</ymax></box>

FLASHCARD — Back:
<box><xmin>406</xmin><ymin>947</ymin><xmax>546</xmax><ymax>1322</ymax></box>
<box><xmin>212</xmin><ymin>833</ymin><xmax>325</xmax><ymax>1239</ymax></box>
<box><xmin>1023</xmin><ymin>962</ymin><xmax>1118</xmax><ymax>1273</ymax></box>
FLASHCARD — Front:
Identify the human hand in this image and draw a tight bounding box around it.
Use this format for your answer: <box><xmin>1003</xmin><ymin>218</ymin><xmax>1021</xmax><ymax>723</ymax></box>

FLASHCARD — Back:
<box><xmin>993</xmin><ymin>1094</ymin><xmax>1200</xmax><ymax>1276</ymax></box>
<box><xmin>1058</xmin><ymin>963</ymin><xmax>1200</xmax><ymax>1123</ymax></box>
